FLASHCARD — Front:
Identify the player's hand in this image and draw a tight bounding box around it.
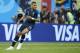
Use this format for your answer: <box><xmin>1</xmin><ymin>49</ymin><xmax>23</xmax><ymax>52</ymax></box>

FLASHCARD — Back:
<box><xmin>26</xmin><ymin>16</ymin><xmax>40</xmax><ymax>22</ymax></box>
<box><xmin>32</xmin><ymin>18</ymin><xmax>40</xmax><ymax>22</ymax></box>
<box><xmin>27</xmin><ymin>16</ymin><xmax>32</xmax><ymax>19</ymax></box>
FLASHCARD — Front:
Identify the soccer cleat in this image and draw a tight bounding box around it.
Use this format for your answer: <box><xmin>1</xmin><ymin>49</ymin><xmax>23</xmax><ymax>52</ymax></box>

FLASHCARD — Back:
<box><xmin>6</xmin><ymin>46</ymin><xmax>14</xmax><ymax>50</ymax></box>
<box><xmin>16</xmin><ymin>43</ymin><xmax>23</xmax><ymax>50</ymax></box>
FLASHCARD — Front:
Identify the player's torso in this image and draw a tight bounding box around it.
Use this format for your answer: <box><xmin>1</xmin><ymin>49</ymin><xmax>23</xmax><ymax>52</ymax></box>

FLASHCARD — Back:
<box><xmin>23</xmin><ymin>8</ymin><xmax>38</xmax><ymax>24</ymax></box>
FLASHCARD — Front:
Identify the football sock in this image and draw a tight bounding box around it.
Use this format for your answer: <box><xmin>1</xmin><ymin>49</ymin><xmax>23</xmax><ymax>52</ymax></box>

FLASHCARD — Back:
<box><xmin>20</xmin><ymin>34</ymin><xmax>25</xmax><ymax>43</ymax></box>
<box><xmin>11</xmin><ymin>35</ymin><xmax>19</xmax><ymax>47</ymax></box>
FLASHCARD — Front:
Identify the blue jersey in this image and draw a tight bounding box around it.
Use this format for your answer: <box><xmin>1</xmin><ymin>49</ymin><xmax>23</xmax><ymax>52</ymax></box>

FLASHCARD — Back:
<box><xmin>19</xmin><ymin>8</ymin><xmax>39</xmax><ymax>32</ymax></box>
<box><xmin>26</xmin><ymin>8</ymin><xmax>39</xmax><ymax>18</ymax></box>
<box><xmin>24</xmin><ymin>8</ymin><xmax>39</xmax><ymax>24</ymax></box>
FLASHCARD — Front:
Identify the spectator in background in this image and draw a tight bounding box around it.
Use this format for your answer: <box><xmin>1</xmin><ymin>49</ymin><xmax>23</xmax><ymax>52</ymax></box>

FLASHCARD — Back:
<box><xmin>50</xmin><ymin>8</ymin><xmax>59</xmax><ymax>24</ymax></box>
<box><xmin>40</xmin><ymin>2</ymin><xmax>51</xmax><ymax>23</ymax></box>
<box><xmin>77</xmin><ymin>8</ymin><xmax>80</xmax><ymax>24</ymax></box>
<box><xmin>66</xmin><ymin>9</ymin><xmax>75</xmax><ymax>24</ymax></box>
<box><xmin>58</xmin><ymin>5</ymin><xmax>66</xmax><ymax>24</ymax></box>
<box><xmin>72</xmin><ymin>0</ymin><xmax>77</xmax><ymax>10</ymax></box>
<box><xmin>72</xmin><ymin>0</ymin><xmax>78</xmax><ymax>23</ymax></box>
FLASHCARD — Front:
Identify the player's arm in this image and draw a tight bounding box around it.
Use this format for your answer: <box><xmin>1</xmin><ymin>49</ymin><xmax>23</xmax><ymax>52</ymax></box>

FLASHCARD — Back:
<box><xmin>27</xmin><ymin>16</ymin><xmax>40</xmax><ymax>22</ymax></box>
<box><xmin>17</xmin><ymin>14</ymin><xmax>25</xmax><ymax>25</ymax></box>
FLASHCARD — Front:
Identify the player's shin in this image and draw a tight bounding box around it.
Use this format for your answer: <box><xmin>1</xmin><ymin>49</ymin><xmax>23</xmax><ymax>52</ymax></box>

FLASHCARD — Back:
<box><xmin>16</xmin><ymin>34</ymin><xmax>25</xmax><ymax>50</ymax></box>
<box><xmin>20</xmin><ymin>34</ymin><xmax>25</xmax><ymax>43</ymax></box>
<box><xmin>11</xmin><ymin>35</ymin><xmax>19</xmax><ymax>47</ymax></box>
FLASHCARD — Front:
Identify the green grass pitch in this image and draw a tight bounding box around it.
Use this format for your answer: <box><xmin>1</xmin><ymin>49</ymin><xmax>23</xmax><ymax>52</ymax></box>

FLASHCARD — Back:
<box><xmin>0</xmin><ymin>42</ymin><xmax>80</xmax><ymax>53</ymax></box>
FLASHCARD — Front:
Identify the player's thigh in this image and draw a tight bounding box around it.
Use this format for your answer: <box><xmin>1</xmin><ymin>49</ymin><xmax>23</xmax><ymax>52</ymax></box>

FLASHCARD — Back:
<box><xmin>22</xmin><ymin>28</ymin><xmax>29</xmax><ymax>34</ymax></box>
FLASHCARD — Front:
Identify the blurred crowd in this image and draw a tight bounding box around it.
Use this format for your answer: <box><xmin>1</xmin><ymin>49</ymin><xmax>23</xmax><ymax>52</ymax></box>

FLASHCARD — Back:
<box><xmin>16</xmin><ymin>0</ymin><xmax>80</xmax><ymax>24</ymax></box>
<box><xmin>40</xmin><ymin>0</ymin><xmax>80</xmax><ymax>24</ymax></box>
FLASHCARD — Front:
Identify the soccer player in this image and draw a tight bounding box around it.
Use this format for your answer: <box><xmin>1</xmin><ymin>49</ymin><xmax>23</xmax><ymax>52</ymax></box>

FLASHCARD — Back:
<box><xmin>6</xmin><ymin>1</ymin><xmax>39</xmax><ymax>50</ymax></box>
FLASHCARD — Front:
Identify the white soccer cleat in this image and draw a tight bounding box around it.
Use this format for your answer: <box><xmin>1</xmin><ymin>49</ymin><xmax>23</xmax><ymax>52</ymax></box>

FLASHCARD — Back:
<box><xmin>6</xmin><ymin>46</ymin><xmax>14</xmax><ymax>50</ymax></box>
<box><xmin>16</xmin><ymin>43</ymin><xmax>23</xmax><ymax>50</ymax></box>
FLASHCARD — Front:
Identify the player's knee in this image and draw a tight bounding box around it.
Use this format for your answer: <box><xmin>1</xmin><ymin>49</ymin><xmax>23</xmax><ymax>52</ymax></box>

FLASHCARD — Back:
<box><xmin>22</xmin><ymin>28</ymin><xmax>29</xmax><ymax>34</ymax></box>
<box><xmin>17</xmin><ymin>32</ymin><xmax>23</xmax><ymax>36</ymax></box>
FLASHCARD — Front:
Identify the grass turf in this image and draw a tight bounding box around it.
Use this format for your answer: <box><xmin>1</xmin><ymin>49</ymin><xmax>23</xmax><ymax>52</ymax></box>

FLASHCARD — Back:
<box><xmin>0</xmin><ymin>42</ymin><xmax>80</xmax><ymax>53</ymax></box>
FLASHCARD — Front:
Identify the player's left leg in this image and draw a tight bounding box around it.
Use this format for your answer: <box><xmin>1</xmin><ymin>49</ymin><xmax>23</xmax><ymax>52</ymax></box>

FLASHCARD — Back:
<box><xmin>6</xmin><ymin>32</ymin><xmax>22</xmax><ymax>50</ymax></box>
<box><xmin>16</xmin><ymin>28</ymin><xmax>29</xmax><ymax>50</ymax></box>
<box><xmin>16</xmin><ymin>34</ymin><xmax>25</xmax><ymax>50</ymax></box>
<box><xmin>6</xmin><ymin>25</ymin><xmax>27</xmax><ymax>50</ymax></box>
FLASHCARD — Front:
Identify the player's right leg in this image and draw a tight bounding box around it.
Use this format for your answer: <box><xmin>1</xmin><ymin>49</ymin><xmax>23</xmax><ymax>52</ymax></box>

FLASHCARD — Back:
<box><xmin>6</xmin><ymin>24</ymin><xmax>25</xmax><ymax>50</ymax></box>
<box><xmin>16</xmin><ymin>28</ymin><xmax>29</xmax><ymax>50</ymax></box>
<box><xmin>6</xmin><ymin>33</ymin><xmax>21</xmax><ymax>50</ymax></box>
